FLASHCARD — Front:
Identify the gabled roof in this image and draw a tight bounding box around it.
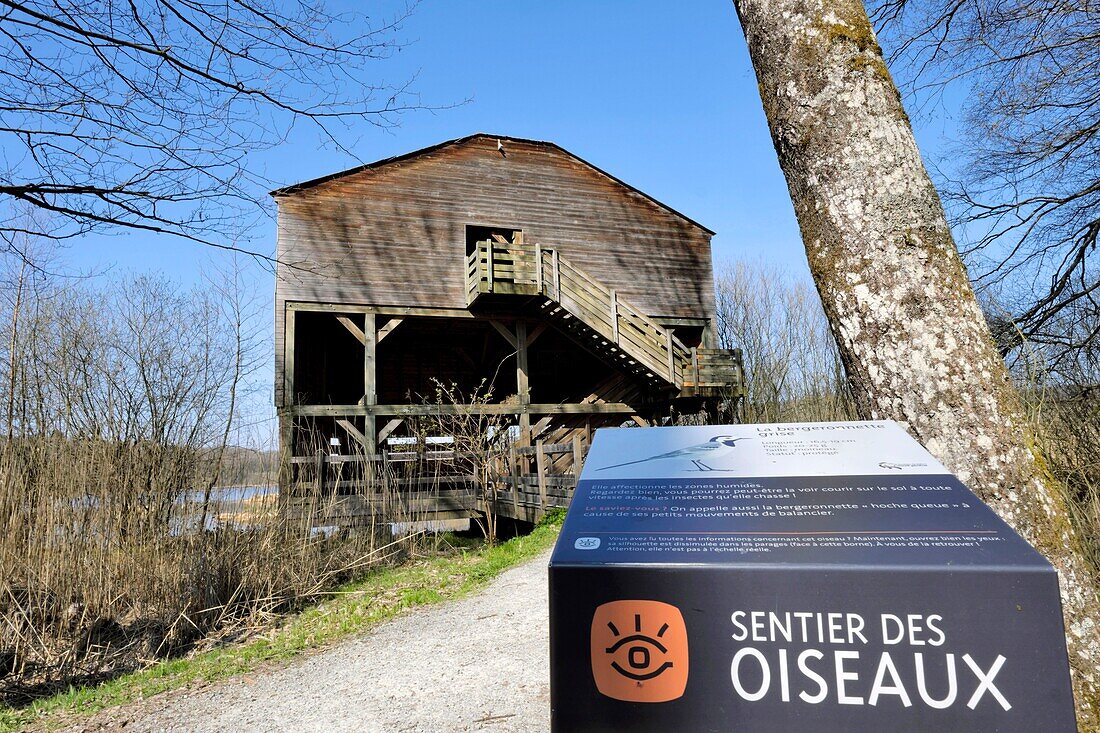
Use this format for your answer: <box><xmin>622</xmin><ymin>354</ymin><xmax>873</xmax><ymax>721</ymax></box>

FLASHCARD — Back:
<box><xmin>269</xmin><ymin>133</ymin><xmax>715</xmax><ymax>235</ymax></box>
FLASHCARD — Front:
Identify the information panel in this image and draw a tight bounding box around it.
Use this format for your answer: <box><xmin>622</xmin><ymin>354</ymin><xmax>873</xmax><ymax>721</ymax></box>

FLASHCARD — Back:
<box><xmin>548</xmin><ymin>421</ymin><xmax>1076</xmax><ymax>732</ymax></box>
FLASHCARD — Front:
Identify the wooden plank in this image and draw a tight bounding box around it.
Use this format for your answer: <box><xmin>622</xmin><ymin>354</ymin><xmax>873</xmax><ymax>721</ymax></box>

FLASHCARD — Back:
<box><xmin>610</xmin><ymin>289</ymin><xmax>619</xmax><ymax>344</ymax></box>
<box><xmin>336</xmin><ymin>418</ymin><xmax>373</xmax><ymax>452</ymax></box>
<box><xmin>378</xmin><ymin>418</ymin><xmax>403</xmax><ymax>443</ymax></box>
<box><xmin>286</xmin><ymin>302</ymin><xmax>475</xmax><ymax>318</ymax></box>
<box><xmin>474</xmin><ymin>282</ymin><xmax>540</xmax><ymax>296</ymax></box>
<box><xmin>377</xmin><ymin>317</ymin><xmax>404</xmax><ymax>343</ymax></box>
<box><xmin>336</xmin><ymin>315</ymin><xmax>367</xmax><ymax>345</ymax></box>
<box><xmin>515</xmin><ymin>442</ymin><xmax>576</xmax><ymax>455</ymax></box>
<box><xmin>288</xmin><ymin>402</ymin><xmax>638</xmax><ymax>417</ymax></box>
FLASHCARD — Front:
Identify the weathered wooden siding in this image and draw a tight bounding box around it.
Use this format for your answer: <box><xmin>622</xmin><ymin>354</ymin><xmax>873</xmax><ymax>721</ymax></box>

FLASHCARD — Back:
<box><xmin>274</xmin><ymin>135</ymin><xmax>715</xmax><ymax>406</ymax></box>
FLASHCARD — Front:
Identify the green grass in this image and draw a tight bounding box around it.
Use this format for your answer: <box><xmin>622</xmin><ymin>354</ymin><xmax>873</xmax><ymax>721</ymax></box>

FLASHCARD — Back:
<box><xmin>1</xmin><ymin>514</ymin><xmax>563</xmax><ymax>732</ymax></box>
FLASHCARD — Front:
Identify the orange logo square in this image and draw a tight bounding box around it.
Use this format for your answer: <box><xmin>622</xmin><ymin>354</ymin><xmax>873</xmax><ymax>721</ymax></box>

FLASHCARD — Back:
<box><xmin>590</xmin><ymin>600</ymin><xmax>689</xmax><ymax>703</ymax></box>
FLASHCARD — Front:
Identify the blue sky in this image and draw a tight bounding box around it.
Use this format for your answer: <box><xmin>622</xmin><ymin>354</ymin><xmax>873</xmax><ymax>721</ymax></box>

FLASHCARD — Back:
<box><xmin>61</xmin><ymin>1</ymin><xmax>959</xmax><ymax>281</ymax></box>
<box><xmin>63</xmin><ymin>2</ymin><xmax>798</xmax><ymax>280</ymax></box>
<box><xmin>50</xmin><ymin>1</ymin><xmax>963</xmax><ymax>445</ymax></box>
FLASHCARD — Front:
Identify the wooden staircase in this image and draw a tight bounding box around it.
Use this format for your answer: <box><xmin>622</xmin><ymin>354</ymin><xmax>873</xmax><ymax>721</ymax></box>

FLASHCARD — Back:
<box><xmin>466</xmin><ymin>240</ymin><xmax>743</xmax><ymax>396</ymax></box>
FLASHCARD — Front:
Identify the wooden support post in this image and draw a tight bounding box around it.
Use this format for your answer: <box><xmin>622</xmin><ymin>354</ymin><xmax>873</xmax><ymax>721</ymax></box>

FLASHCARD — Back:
<box><xmin>278</xmin><ymin>413</ymin><xmax>294</xmax><ymax>504</ymax></box>
<box><xmin>692</xmin><ymin>347</ymin><xmax>700</xmax><ymax>387</ymax></box>
<box><xmin>516</xmin><ymin>320</ymin><xmax>531</xmax><ymax>447</ymax></box>
<box><xmin>364</xmin><ymin>313</ymin><xmax>377</xmax><ymax>456</ymax></box>
<box><xmin>552</xmin><ymin>249</ymin><xmax>561</xmax><ymax>300</ymax></box>
<box><xmin>315</xmin><ymin>449</ymin><xmax>326</xmax><ymax>496</ymax></box>
<box><xmin>665</xmin><ymin>328</ymin><xmax>675</xmax><ymax>383</ymax></box>
<box><xmin>536</xmin><ymin>440</ymin><xmax>548</xmax><ymax>514</ymax></box>
<box><xmin>535</xmin><ymin>244</ymin><xmax>543</xmax><ymax>293</ymax></box>
<box><xmin>610</xmin><ymin>289</ymin><xmax>619</xmax><ymax>344</ymax></box>
<box><xmin>284</xmin><ymin>307</ymin><xmax>296</xmax><ymax>405</ymax></box>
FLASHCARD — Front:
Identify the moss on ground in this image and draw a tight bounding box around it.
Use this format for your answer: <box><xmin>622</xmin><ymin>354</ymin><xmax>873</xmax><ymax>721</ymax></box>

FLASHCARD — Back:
<box><xmin>1</xmin><ymin>515</ymin><xmax>563</xmax><ymax>733</ymax></box>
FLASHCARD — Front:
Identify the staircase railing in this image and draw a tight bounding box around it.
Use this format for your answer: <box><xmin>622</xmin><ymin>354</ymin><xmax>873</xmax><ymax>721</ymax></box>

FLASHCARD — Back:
<box><xmin>467</xmin><ymin>240</ymin><xmax>691</xmax><ymax>388</ymax></box>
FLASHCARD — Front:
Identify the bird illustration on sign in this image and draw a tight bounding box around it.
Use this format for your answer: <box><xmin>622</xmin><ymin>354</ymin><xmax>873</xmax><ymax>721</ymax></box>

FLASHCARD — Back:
<box><xmin>596</xmin><ymin>435</ymin><xmax>751</xmax><ymax>472</ymax></box>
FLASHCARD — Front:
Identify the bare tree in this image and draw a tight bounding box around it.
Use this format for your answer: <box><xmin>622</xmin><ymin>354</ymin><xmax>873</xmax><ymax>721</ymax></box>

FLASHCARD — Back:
<box><xmin>868</xmin><ymin>1</ymin><xmax>1099</xmax><ymax>366</ymax></box>
<box><xmin>714</xmin><ymin>258</ymin><xmax>854</xmax><ymax>422</ymax></box>
<box><xmin>0</xmin><ymin>0</ymin><xmax>422</xmax><ymax>258</ymax></box>
<box><xmin>731</xmin><ymin>0</ymin><xmax>1100</xmax><ymax>722</ymax></box>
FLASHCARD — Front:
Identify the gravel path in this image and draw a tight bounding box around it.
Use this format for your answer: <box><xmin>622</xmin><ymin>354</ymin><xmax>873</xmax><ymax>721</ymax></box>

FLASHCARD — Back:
<box><xmin>64</xmin><ymin>550</ymin><xmax>553</xmax><ymax>733</ymax></box>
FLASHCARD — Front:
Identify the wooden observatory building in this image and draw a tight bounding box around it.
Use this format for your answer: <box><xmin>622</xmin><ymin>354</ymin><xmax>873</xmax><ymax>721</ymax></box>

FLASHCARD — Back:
<box><xmin>273</xmin><ymin>134</ymin><xmax>743</xmax><ymax>525</ymax></box>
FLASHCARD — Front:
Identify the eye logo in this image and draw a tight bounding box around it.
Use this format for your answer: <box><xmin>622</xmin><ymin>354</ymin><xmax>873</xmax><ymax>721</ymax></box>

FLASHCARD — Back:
<box><xmin>591</xmin><ymin>600</ymin><xmax>689</xmax><ymax>703</ymax></box>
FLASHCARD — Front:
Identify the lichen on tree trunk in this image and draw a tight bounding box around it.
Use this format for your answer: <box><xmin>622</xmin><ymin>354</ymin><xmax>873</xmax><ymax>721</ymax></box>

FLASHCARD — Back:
<box><xmin>731</xmin><ymin>0</ymin><xmax>1100</xmax><ymax>724</ymax></box>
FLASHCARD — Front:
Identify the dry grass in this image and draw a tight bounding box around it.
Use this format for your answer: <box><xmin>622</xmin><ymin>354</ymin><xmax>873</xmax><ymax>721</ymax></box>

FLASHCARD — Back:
<box><xmin>0</xmin><ymin>435</ymin><xmax>409</xmax><ymax>705</ymax></box>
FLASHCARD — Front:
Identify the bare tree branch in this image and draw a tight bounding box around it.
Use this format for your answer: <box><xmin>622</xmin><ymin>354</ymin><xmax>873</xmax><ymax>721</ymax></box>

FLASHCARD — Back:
<box><xmin>0</xmin><ymin>0</ymin><xmax>434</xmax><ymax>261</ymax></box>
<box><xmin>871</xmin><ymin>0</ymin><xmax>1100</xmax><ymax>365</ymax></box>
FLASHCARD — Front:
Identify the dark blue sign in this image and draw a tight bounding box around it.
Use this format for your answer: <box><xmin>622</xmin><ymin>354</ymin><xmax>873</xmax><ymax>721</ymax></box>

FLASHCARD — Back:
<box><xmin>549</xmin><ymin>421</ymin><xmax>1076</xmax><ymax>732</ymax></box>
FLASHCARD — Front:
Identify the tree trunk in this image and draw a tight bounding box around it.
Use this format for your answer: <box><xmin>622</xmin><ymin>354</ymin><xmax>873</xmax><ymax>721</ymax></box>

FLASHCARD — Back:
<box><xmin>731</xmin><ymin>0</ymin><xmax>1100</xmax><ymax>724</ymax></box>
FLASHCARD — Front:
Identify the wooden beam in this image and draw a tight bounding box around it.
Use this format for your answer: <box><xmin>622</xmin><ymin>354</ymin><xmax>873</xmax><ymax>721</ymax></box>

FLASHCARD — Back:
<box><xmin>377</xmin><ymin>418</ymin><xmax>403</xmax><ymax>443</ymax></box>
<box><xmin>488</xmin><ymin>319</ymin><xmax>518</xmax><ymax>349</ymax></box>
<box><xmin>286</xmin><ymin>302</ymin><xmax>475</xmax><ymax>319</ymax></box>
<box><xmin>525</xmin><ymin>322</ymin><xmax>548</xmax><ymax>348</ymax></box>
<box><xmin>531</xmin><ymin>415</ymin><xmax>554</xmax><ymax>440</ymax></box>
<box><xmin>631</xmin><ymin>415</ymin><xmax>650</xmax><ymax>427</ymax></box>
<box><xmin>336</xmin><ymin>419</ymin><xmax>373</xmax><ymax>452</ymax></box>
<box><xmin>654</xmin><ymin>317</ymin><xmax>709</xmax><ymax>328</ymax></box>
<box><xmin>287</xmin><ymin>402</ymin><xmax>638</xmax><ymax>417</ymax></box>
<box><xmin>377</xmin><ymin>317</ymin><xmax>404</xmax><ymax>343</ymax></box>
<box><xmin>336</xmin><ymin>315</ymin><xmax>367</xmax><ymax>345</ymax></box>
